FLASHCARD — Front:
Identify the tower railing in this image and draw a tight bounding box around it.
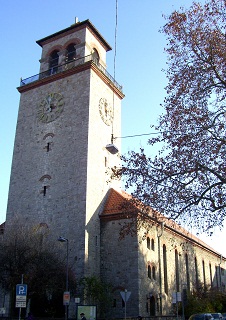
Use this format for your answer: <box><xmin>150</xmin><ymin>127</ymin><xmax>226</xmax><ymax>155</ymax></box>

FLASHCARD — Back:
<box><xmin>20</xmin><ymin>54</ymin><xmax>123</xmax><ymax>92</ymax></box>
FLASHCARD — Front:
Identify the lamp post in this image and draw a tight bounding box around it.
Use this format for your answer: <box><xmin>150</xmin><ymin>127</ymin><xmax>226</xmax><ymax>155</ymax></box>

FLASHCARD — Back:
<box><xmin>58</xmin><ymin>236</ymin><xmax>69</xmax><ymax>320</ymax></box>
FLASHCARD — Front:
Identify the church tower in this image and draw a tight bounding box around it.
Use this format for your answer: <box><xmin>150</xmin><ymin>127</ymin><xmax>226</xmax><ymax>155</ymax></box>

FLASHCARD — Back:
<box><xmin>6</xmin><ymin>19</ymin><xmax>124</xmax><ymax>280</ymax></box>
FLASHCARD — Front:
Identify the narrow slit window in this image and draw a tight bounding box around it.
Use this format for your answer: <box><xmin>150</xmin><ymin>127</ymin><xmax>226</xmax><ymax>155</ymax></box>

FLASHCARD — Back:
<box><xmin>148</xmin><ymin>265</ymin><xmax>151</xmax><ymax>279</ymax></box>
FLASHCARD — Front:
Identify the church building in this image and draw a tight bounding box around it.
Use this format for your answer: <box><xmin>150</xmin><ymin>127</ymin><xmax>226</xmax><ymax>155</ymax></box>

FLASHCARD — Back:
<box><xmin>1</xmin><ymin>19</ymin><xmax>225</xmax><ymax>319</ymax></box>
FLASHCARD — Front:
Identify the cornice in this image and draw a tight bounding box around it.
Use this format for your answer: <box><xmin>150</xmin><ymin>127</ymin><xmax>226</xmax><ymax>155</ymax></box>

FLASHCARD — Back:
<box><xmin>99</xmin><ymin>198</ymin><xmax>225</xmax><ymax>260</ymax></box>
<box><xmin>36</xmin><ymin>19</ymin><xmax>112</xmax><ymax>52</ymax></box>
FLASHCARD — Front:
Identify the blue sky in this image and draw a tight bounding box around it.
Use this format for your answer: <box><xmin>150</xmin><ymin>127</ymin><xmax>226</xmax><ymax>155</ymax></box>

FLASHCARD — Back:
<box><xmin>1</xmin><ymin>0</ymin><xmax>225</xmax><ymax>256</ymax></box>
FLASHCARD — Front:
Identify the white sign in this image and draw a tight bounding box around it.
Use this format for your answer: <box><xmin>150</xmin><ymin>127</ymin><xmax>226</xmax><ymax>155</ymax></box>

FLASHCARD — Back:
<box><xmin>16</xmin><ymin>301</ymin><xmax>26</xmax><ymax>308</ymax></box>
<box><xmin>120</xmin><ymin>291</ymin><xmax>131</xmax><ymax>302</ymax></box>
<box><xmin>16</xmin><ymin>295</ymin><xmax>26</xmax><ymax>299</ymax></box>
<box><xmin>172</xmin><ymin>292</ymin><xmax>181</xmax><ymax>303</ymax></box>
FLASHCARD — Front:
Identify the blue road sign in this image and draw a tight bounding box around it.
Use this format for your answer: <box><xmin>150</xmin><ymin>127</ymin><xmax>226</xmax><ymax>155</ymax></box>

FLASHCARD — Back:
<box><xmin>16</xmin><ymin>284</ymin><xmax>27</xmax><ymax>296</ymax></box>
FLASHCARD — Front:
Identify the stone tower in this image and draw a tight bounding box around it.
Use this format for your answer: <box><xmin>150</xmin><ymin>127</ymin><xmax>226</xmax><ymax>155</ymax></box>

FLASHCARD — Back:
<box><xmin>6</xmin><ymin>19</ymin><xmax>124</xmax><ymax>281</ymax></box>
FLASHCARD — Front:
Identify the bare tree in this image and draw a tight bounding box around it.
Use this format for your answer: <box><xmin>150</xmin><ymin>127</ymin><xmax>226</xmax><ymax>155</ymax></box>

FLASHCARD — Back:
<box><xmin>112</xmin><ymin>0</ymin><xmax>226</xmax><ymax>233</ymax></box>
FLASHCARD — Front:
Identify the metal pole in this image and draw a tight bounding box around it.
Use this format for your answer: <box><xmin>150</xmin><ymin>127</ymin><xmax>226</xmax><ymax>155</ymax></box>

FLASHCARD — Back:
<box><xmin>58</xmin><ymin>237</ymin><xmax>69</xmax><ymax>320</ymax></box>
<box><xmin>182</xmin><ymin>293</ymin><xmax>185</xmax><ymax>320</ymax></box>
<box><xmin>66</xmin><ymin>239</ymin><xmax>69</xmax><ymax>320</ymax></box>
<box><xmin>124</xmin><ymin>289</ymin><xmax>127</xmax><ymax>320</ymax></box>
<box><xmin>176</xmin><ymin>292</ymin><xmax>178</xmax><ymax>320</ymax></box>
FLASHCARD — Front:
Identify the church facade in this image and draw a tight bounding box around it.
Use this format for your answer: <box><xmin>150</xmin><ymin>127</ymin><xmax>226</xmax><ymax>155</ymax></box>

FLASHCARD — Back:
<box><xmin>100</xmin><ymin>189</ymin><xmax>226</xmax><ymax>317</ymax></box>
<box><xmin>1</xmin><ymin>20</ymin><xmax>226</xmax><ymax>318</ymax></box>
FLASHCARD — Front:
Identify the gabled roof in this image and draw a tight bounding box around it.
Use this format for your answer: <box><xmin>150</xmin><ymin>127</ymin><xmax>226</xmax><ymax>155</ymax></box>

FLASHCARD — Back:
<box><xmin>101</xmin><ymin>188</ymin><xmax>136</xmax><ymax>215</ymax></box>
<box><xmin>100</xmin><ymin>188</ymin><xmax>223</xmax><ymax>258</ymax></box>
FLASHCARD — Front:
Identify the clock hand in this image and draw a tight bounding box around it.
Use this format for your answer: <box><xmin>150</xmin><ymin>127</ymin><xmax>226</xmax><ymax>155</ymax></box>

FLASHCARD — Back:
<box><xmin>45</xmin><ymin>96</ymin><xmax>52</xmax><ymax>112</ymax></box>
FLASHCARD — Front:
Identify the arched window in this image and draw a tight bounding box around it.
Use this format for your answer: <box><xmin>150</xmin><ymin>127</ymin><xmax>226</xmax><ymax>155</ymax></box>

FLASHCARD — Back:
<box><xmin>152</xmin><ymin>266</ymin><xmax>156</xmax><ymax>280</ymax></box>
<box><xmin>209</xmin><ymin>263</ymin><xmax>213</xmax><ymax>286</ymax></box>
<box><xmin>39</xmin><ymin>175</ymin><xmax>51</xmax><ymax>196</ymax></box>
<box><xmin>92</xmin><ymin>49</ymin><xmax>99</xmax><ymax>64</ymax></box>
<box><xmin>195</xmin><ymin>257</ymin><xmax>199</xmax><ymax>288</ymax></box>
<box><xmin>185</xmin><ymin>253</ymin><xmax>190</xmax><ymax>291</ymax></box>
<box><xmin>49</xmin><ymin>50</ymin><xmax>59</xmax><ymax>74</ymax></box>
<box><xmin>202</xmin><ymin>260</ymin><xmax>206</xmax><ymax>288</ymax></box>
<box><xmin>151</xmin><ymin>239</ymin><xmax>155</xmax><ymax>251</ymax></box>
<box><xmin>215</xmin><ymin>265</ymin><xmax>219</xmax><ymax>288</ymax></box>
<box><xmin>175</xmin><ymin>250</ymin><xmax>180</xmax><ymax>291</ymax></box>
<box><xmin>66</xmin><ymin>43</ymin><xmax>76</xmax><ymax>62</ymax></box>
<box><xmin>163</xmin><ymin>244</ymin><xmax>168</xmax><ymax>294</ymax></box>
<box><xmin>147</xmin><ymin>237</ymin><xmax>150</xmax><ymax>250</ymax></box>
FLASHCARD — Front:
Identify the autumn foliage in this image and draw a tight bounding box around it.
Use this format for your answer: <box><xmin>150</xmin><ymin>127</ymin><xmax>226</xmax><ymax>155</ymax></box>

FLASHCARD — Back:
<box><xmin>113</xmin><ymin>0</ymin><xmax>226</xmax><ymax>233</ymax></box>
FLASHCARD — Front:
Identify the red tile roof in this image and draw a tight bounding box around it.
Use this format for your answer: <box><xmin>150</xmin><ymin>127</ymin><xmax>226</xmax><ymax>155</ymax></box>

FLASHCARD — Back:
<box><xmin>101</xmin><ymin>188</ymin><xmax>135</xmax><ymax>215</ymax></box>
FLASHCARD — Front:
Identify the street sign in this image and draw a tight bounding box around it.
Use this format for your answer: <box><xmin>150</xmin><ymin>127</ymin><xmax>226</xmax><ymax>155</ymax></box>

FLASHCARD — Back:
<box><xmin>16</xmin><ymin>284</ymin><xmax>27</xmax><ymax>296</ymax></box>
<box><xmin>16</xmin><ymin>284</ymin><xmax>27</xmax><ymax>308</ymax></box>
<box><xmin>63</xmin><ymin>291</ymin><xmax>70</xmax><ymax>305</ymax></box>
<box><xmin>120</xmin><ymin>291</ymin><xmax>131</xmax><ymax>302</ymax></box>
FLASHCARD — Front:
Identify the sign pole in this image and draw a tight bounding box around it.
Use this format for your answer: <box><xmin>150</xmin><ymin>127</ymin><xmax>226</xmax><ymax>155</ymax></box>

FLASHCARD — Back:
<box><xmin>18</xmin><ymin>275</ymin><xmax>23</xmax><ymax>320</ymax></box>
<box><xmin>124</xmin><ymin>289</ymin><xmax>127</xmax><ymax>320</ymax></box>
<box><xmin>120</xmin><ymin>289</ymin><xmax>131</xmax><ymax>320</ymax></box>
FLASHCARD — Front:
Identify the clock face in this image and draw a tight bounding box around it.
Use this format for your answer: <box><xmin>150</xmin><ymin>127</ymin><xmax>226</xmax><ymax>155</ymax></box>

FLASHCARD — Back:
<box><xmin>99</xmin><ymin>98</ymin><xmax>113</xmax><ymax>126</ymax></box>
<box><xmin>37</xmin><ymin>92</ymin><xmax>64</xmax><ymax>123</ymax></box>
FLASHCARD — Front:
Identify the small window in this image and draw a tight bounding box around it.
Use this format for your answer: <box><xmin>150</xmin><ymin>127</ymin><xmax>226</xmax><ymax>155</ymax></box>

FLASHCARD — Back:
<box><xmin>151</xmin><ymin>239</ymin><xmax>155</xmax><ymax>251</ymax></box>
<box><xmin>45</xmin><ymin>142</ymin><xmax>51</xmax><ymax>152</ymax></box>
<box><xmin>147</xmin><ymin>237</ymin><xmax>150</xmax><ymax>249</ymax></box>
<box><xmin>43</xmin><ymin>186</ymin><xmax>47</xmax><ymax>196</ymax></box>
